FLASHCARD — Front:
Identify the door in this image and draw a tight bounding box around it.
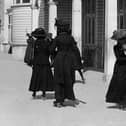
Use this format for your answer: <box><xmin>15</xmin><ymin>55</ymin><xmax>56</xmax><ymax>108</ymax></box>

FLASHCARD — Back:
<box><xmin>82</xmin><ymin>0</ymin><xmax>105</xmax><ymax>71</ymax></box>
<box><xmin>118</xmin><ymin>0</ymin><xmax>126</xmax><ymax>29</ymax></box>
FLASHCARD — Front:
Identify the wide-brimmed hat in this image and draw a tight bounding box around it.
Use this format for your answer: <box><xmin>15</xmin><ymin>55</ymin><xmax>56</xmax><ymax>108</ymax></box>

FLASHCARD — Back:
<box><xmin>55</xmin><ymin>18</ymin><xmax>70</xmax><ymax>33</ymax></box>
<box><xmin>31</xmin><ymin>27</ymin><xmax>46</xmax><ymax>38</ymax></box>
<box><xmin>111</xmin><ymin>29</ymin><xmax>126</xmax><ymax>40</ymax></box>
<box><xmin>117</xmin><ymin>38</ymin><xmax>126</xmax><ymax>45</ymax></box>
<box><xmin>55</xmin><ymin>18</ymin><xmax>70</xmax><ymax>28</ymax></box>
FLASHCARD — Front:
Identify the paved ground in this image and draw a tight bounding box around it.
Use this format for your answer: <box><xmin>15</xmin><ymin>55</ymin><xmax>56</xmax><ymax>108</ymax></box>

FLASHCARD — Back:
<box><xmin>0</xmin><ymin>53</ymin><xmax>126</xmax><ymax>126</ymax></box>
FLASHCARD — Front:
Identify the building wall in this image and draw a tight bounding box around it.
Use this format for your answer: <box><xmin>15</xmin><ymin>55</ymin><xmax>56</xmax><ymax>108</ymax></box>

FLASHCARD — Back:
<box><xmin>39</xmin><ymin>0</ymin><xmax>49</xmax><ymax>32</ymax></box>
<box><xmin>0</xmin><ymin>0</ymin><xmax>12</xmax><ymax>52</ymax></box>
<box><xmin>10</xmin><ymin>0</ymin><xmax>40</xmax><ymax>59</ymax></box>
<box><xmin>57</xmin><ymin>0</ymin><xmax>72</xmax><ymax>28</ymax></box>
<box><xmin>10</xmin><ymin>4</ymin><xmax>32</xmax><ymax>60</ymax></box>
<box><xmin>0</xmin><ymin>0</ymin><xmax>4</xmax><ymax>34</ymax></box>
<box><xmin>3</xmin><ymin>0</ymin><xmax>13</xmax><ymax>44</ymax></box>
<box><xmin>0</xmin><ymin>0</ymin><xmax>4</xmax><ymax>50</ymax></box>
<box><xmin>11</xmin><ymin>6</ymin><xmax>32</xmax><ymax>45</ymax></box>
<box><xmin>39</xmin><ymin>0</ymin><xmax>45</xmax><ymax>28</ymax></box>
<box><xmin>38</xmin><ymin>0</ymin><xmax>72</xmax><ymax>33</ymax></box>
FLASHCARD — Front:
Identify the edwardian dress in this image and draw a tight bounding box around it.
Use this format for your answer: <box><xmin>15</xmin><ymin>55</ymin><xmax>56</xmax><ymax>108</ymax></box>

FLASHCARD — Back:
<box><xmin>50</xmin><ymin>32</ymin><xmax>76</xmax><ymax>104</ymax></box>
<box><xmin>106</xmin><ymin>43</ymin><xmax>126</xmax><ymax>104</ymax></box>
<box><xmin>29</xmin><ymin>38</ymin><xmax>54</xmax><ymax>94</ymax></box>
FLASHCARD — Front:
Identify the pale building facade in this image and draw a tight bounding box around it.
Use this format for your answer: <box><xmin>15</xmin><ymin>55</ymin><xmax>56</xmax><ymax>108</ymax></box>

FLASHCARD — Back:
<box><xmin>0</xmin><ymin>0</ymin><xmax>4</xmax><ymax>40</ymax></box>
<box><xmin>0</xmin><ymin>0</ymin><xmax>13</xmax><ymax>52</ymax></box>
<box><xmin>8</xmin><ymin>0</ymin><xmax>40</xmax><ymax>59</ymax></box>
<box><xmin>0</xmin><ymin>0</ymin><xmax>123</xmax><ymax>83</ymax></box>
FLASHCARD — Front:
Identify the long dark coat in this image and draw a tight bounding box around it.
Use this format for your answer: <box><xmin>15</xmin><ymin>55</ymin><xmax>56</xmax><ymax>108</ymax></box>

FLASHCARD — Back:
<box><xmin>71</xmin><ymin>44</ymin><xmax>83</xmax><ymax>70</ymax></box>
<box><xmin>106</xmin><ymin>44</ymin><xmax>126</xmax><ymax>103</ymax></box>
<box><xmin>50</xmin><ymin>32</ymin><xmax>76</xmax><ymax>102</ymax></box>
<box><xmin>29</xmin><ymin>38</ymin><xmax>54</xmax><ymax>92</ymax></box>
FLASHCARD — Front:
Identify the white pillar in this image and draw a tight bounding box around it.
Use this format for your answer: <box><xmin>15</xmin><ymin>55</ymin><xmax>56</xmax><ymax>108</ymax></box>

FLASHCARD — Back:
<box><xmin>72</xmin><ymin>0</ymin><xmax>82</xmax><ymax>53</ymax></box>
<box><xmin>48</xmin><ymin>0</ymin><xmax>57</xmax><ymax>38</ymax></box>
<box><xmin>3</xmin><ymin>11</ymin><xmax>9</xmax><ymax>44</ymax></box>
<box><xmin>31</xmin><ymin>9</ymin><xmax>39</xmax><ymax>30</ymax></box>
<box><xmin>3</xmin><ymin>0</ymin><xmax>13</xmax><ymax>44</ymax></box>
<box><xmin>31</xmin><ymin>0</ymin><xmax>40</xmax><ymax>31</ymax></box>
<box><xmin>104</xmin><ymin>0</ymin><xmax>117</xmax><ymax>84</ymax></box>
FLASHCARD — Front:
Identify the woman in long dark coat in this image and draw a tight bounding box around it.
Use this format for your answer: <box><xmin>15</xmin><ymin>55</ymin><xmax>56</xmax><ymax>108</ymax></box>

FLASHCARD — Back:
<box><xmin>29</xmin><ymin>28</ymin><xmax>54</xmax><ymax>98</ymax></box>
<box><xmin>106</xmin><ymin>38</ymin><xmax>126</xmax><ymax>106</ymax></box>
<box><xmin>50</xmin><ymin>21</ymin><xmax>78</xmax><ymax>107</ymax></box>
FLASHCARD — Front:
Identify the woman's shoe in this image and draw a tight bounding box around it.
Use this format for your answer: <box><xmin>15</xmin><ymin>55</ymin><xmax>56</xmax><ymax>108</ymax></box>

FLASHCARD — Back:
<box><xmin>41</xmin><ymin>92</ymin><xmax>46</xmax><ymax>100</ymax></box>
<box><xmin>32</xmin><ymin>92</ymin><xmax>36</xmax><ymax>98</ymax></box>
<box><xmin>53</xmin><ymin>101</ymin><xmax>65</xmax><ymax>108</ymax></box>
<box><xmin>63</xmin><ymin>99</ymin><xmax>77</xmax><ymax>107</ymax></box>
<box><xmin>118</xmin><ymin>101</ymin><xmax>126</xmax><ymax>110</ymax></box>
<box><xmin>74</xmin><ymin>99</ymin><xmax>80</xmax><ymax>105</ymax></box>
<box><xmin>42</xmin><ymin>91</ymin><xmax>46</xmax><ymax>97</ymax></box>
<box><xmin>82</xmin><ymin>79</ymin><xmax>85</xmax><ymax>84</ymax></box>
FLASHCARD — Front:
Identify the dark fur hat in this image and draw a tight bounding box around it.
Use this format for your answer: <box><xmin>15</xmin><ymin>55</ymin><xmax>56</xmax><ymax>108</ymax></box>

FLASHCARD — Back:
<box><xmin>55</xmin><ymin>18</ymin><xmax>70</xmax><ymax>28</ymax></box>
<box><xmin>111</xmin><ymin>29</ymin><xmax>126</xmax><ymax>40</ymax></box>
<box><xmin>55</xmin><ymin>18</ymin><xmax>70</xmax><ymax>33</ymax></box>
<box><xmin>31</xmin><ymin>27</ymin><xmax>46</xmax><ymax>38</ymax></box>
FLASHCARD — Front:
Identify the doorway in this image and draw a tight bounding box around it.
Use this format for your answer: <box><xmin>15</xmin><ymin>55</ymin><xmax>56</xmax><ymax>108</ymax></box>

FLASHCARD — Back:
<box><xmin>82</xmin><ymin>0</ymin><xmax>105</xmax><ymax>71</ymax></box>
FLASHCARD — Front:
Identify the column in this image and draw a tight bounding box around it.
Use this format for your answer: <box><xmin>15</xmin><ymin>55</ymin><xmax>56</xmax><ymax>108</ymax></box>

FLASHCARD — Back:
<box><xmin>31</xmin><ymin>0</ymin><xmax>41</xmax><ymax>31</ymax></box>
<box><xmin>48</xmin><ymin>0</ymin><xmax>57</xmax><ymax>38</ymax></box>
<box><xmin>72</xmin><ymin>0</ymin><xmax>82</xmax><ymax>53</ymax></box>
<box><xmin>104</xmin><ymin>0</ymin><xmax>117</xmax><ymax>84</ymax></box>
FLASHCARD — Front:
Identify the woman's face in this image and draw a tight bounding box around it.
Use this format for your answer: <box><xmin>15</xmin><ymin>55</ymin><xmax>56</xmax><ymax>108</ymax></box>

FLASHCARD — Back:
<box><xmin>122</xmin><ymin>44</ymin><xmax>126</xmax><ymax>50</ymax></box>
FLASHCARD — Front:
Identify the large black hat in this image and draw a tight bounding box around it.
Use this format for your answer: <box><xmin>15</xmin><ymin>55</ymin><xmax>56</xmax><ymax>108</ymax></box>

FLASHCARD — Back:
<box><xmin>31</xmin><ymin>27</ymin><xmax>46</xmax><ymax>38</ymax></box>
<box><xmin>117</xmin><ymin>38</ymin><xmax>126</xmax><ymax>45</ymax></box>
<box><xmin>111</xmin><ymin>29</ymin><xmax>126</xmax><ymax>40</ymax></box>
<box><xmin>55</xmin><ymin>18</ymin><xmax>70</xmax><ymax>33</ymax></box>
<box><xmin>55</xmin><ymin>18</ymin><xmax>69</xmax><ymax>27</ymax></box>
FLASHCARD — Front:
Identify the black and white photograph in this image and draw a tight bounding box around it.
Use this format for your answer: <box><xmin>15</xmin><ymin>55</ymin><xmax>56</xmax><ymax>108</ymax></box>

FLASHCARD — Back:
<box><xmin>0</xmin><ymin>0</ymin><xmax>126</xmax><ymax>126</ymax></box>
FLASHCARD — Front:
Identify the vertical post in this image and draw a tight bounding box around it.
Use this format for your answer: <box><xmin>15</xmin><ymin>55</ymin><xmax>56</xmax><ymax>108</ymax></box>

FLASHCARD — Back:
<box><xmin>31</xmin><ymin>0</ymin><xmax>40</xmax><ymax>31</ymax></box>
<box><xmin>104</xmin><ymin>0</ymin><xmax>117</xmax><ymax>84</ymax></box>
<box><xmin>72</xmin><ymin>0</ymin><xmax>82</xmax><ymax>53</ymax></box>
<box><xmin>48</xmin><ymin>0</ymin><xmax>57</xmax><ymax>38</ymax></box>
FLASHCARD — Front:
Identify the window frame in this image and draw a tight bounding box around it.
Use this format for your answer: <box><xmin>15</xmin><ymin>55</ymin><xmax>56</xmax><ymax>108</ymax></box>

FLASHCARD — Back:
<box><xmin>14</xmin><ymin>0</ymin><xmax>31</xmax><ymax>5</ymax></box>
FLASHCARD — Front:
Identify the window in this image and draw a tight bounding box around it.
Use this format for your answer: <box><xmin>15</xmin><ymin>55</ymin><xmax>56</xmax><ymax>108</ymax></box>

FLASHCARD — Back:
<box><xmin>16</xmin><ymin>0</ymin><xmax>20</xmax><ymax>4</ymax></box>
<box><xmin>14</xmin><ymin>0</ymin><xmax>30</xmax><ymax>4</ymax></box>
<box><xmin>22</xmin><ymin>0</ymin><xmax>30</xmax><ymax>3</ymax></box>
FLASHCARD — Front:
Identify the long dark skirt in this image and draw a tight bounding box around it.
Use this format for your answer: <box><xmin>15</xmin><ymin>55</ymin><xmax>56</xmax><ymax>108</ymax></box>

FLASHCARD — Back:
<box><xmin>106</xmin><ymin>64</ymin><xmax>126</xmax><ymax>103</ymax></box>
<box><xmin>29</xmin><ymin>65</ymin><xmax>54</xmax><ymax>92</ymax></box>
<box><xmin>53</xmin><ymin>52</ymin><xmax>75</xmax><ymax>102</ymax></box>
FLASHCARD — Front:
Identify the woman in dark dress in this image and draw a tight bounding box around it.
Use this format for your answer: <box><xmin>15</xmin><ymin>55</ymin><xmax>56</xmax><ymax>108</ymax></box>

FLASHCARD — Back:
<box><xmin>29</xmin><ymin>28</ymin><xmax>54</xmax><ymax>98</ymax></box>
<box><xmin>50</xmin><ymin>20</ymin><xmax>78</xmax><ymax>107</ymax></box>
<box><xmin>106</xmin><ymin>38</ymin><xmax>126</xmax><ymax>106</ymax></box>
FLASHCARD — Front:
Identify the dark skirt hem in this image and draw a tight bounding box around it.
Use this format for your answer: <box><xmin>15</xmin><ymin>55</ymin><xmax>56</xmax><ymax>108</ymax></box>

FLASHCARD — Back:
<box><xmin>29</xmin><ymin>65</ymin><xmax>54</xmax><ymax>92</ymax></box>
